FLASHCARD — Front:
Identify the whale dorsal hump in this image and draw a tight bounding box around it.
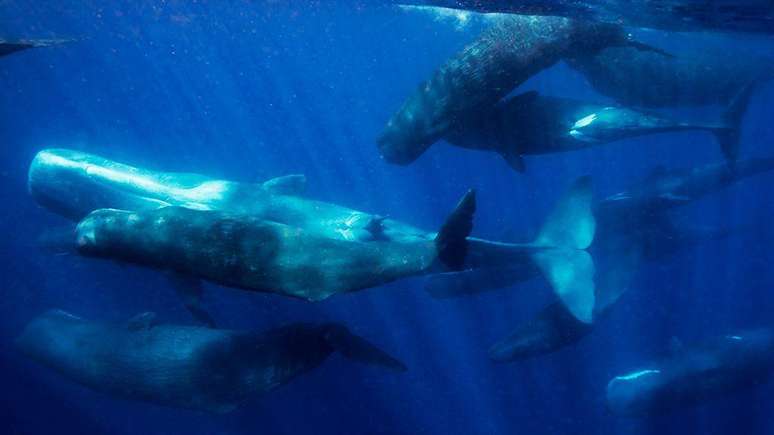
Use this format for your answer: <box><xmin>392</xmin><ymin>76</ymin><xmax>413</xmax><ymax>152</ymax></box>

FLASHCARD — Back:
<box><xmin>262</xmin><ymin>174</ymin><xmax>307</xmax><ymax>196</ymax></box>
<box><xmin>127</xmin><ymin>312</ymin><xmax>158</xmax><ymax>331</ymax></box>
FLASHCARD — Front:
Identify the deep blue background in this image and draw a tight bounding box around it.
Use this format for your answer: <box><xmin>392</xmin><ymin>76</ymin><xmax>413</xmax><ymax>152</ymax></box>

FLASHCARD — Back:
<box><xmin>2</xmin><ymin>2</ymin><xmax>774</xmax><ymax>434</ymax></box>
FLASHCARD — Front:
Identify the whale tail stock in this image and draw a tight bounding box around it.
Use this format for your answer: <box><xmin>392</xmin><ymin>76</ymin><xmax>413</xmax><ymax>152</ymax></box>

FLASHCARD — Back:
<box><xmin>324</xmin><ymin>324</ymin><xmax>408</xmax><ymax>372</ymax></box>
<box><xmin>435</xmin><ymin>189</ymin><xmax>476</xmax><ymax>271</ymax></box>
<box><xmin>531</xmin><ymin>176</ymin><xmax>596</xmax><ymax>323</ymax></box>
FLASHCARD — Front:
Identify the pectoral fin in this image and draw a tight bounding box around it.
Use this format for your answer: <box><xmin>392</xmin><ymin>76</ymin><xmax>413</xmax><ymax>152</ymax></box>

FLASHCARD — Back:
<box><xmin>500</xmin><ymin>150</ymin><xmax>525</xmax><ymax>172</ymax></box>
<box><xmin>324</xmin><ymin>324</ymin><xmax>407</xmax><ymax>372</ymax></box>
<box><xmin>167</xmin><ymin>273</ymin><xmax>217</xmax><ymax>328</ymax></box>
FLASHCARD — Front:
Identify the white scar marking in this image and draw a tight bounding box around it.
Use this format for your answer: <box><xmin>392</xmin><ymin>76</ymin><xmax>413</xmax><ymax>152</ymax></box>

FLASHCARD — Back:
<box><xmin>573</xmin><ymin>113</ymin><xmax>598</xmax><ymax>129</ymax></box>
<box><xmin>612</xmin><ymin>369</ymin><xmax>661</xmax><ymax>382</ymax></box>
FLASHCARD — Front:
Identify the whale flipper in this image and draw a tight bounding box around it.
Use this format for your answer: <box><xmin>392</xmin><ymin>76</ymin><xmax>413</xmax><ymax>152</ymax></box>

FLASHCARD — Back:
<box><xmin>324</xmin><ymin>324</ymin><xmax>408</xmax><ymax>372</ymax></box>
<box><xmin>500</xmin><ymin>150</ymin><xmax>525</xmax><ymax>172</ymax></box>
<box><xmin>533</xmin><ymin>177</ymin><xmax>596</xmax><ymax>323</ymax></box>
<box><xmin>435</xmin><ymin>189</ymin><xmax>476</xmax><ymax>270</ymax></box>
<box><xmin>167</xmin><ymin>273</ymin><xmax>217</xmax><ymax>328</ymax></box>
<box><xmin>262</xmin><ymin>174</ymin><xmax>307</xmax><ymax>196</ymax></box>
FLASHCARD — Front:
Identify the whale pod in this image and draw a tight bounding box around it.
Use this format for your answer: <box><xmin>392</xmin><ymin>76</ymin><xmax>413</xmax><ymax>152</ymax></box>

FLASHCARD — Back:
<box><xmin>16</xmin><ymin>310</ymin><xmax>406</xmax><ymax>413</ymax></box>
<box><xmin>377</xmin><ymin>15</ymin><xmax>638</xmax><ymax>165</ymax></box>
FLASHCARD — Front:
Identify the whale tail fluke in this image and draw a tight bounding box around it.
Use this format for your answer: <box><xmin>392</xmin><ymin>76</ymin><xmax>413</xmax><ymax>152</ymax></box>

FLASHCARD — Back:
<box><xmin>324</xmin><ymin>324</ymin><xmax>408</xmax><ymax>372</ymax></box>
<box><xmin>435</xmin><ymin>189</ymin><xmax>476</xmax><ymax>270</ymax></box>
<box><xmin>532</xmin><ymin>177</ymin><xmax>597</xmax><ymax>323</ymax></box>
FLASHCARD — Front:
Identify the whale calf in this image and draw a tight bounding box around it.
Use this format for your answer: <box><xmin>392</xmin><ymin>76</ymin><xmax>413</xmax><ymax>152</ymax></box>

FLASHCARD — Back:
<box><xmin>444</xmin><ymin>90</ymin><xmax>744</xmax><ymax>172</ymax></box>
<box><xmin>377</xmin><ymin>15</ymin><xmax>651</xmax><ymax>165</ymax></box>
<box><xmin>607</xmin><ymin>329</ymin><xmax>774</xmax><ymax>416</ymax></box>
<box><xmin>16</xmin><ymin>310</ymin><xmax>405</xmax><ymax>413</ymax></box>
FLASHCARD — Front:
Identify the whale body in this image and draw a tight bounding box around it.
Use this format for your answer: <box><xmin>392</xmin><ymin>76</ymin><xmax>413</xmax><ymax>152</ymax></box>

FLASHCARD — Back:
<box><xmin>567</xmin><ymin>46</ymin><xmax>773</xmax><ymax>109</ymax></box>
<box><xmin>16</xmin><ymin>310</ymin><xmax>406</xmax><ymax>413</ymax></box>
<box><xmin>414</xmin><ymin>2</ymin><xmax>774</xmax><ymax>34</ymax></box>
<box><xmin>607</xmin><ymin>329</ymin><xmax>774</xmax><ymax>415</ymax></box>
<box><xmin>444</xmin><ymin>91</ymin><xmax>740</xmax><ymax>172</ymax></box>
<box><xmin>75</xmin><ymin>206</ymin><xmax>446</xmax><ymax>302</ymax></box>
<box><xmin>29</xmin><ymin>148</ymin><xmax>427</xmax><ymax>243</ymax></box>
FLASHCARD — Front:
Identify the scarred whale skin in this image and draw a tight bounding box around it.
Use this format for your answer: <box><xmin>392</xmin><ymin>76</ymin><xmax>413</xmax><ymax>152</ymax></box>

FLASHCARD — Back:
<box><xmin>377</xmin><ymin>15</ymin><xmax>632</xmax><ymax>165</ymax></box>
<box><xmin>607</xmin><ymin>329</ymin><xmax>774</xmax><ymax>416</ymax></box>
<box><xmin>16</xmin><ymin>310</ymin><xmax>406</xmax><ymax>413</ymax></box>
<box><xmin>75</xmin><ymin>206</ymin><xmax>439</xmax><ymax>301</ymax></box>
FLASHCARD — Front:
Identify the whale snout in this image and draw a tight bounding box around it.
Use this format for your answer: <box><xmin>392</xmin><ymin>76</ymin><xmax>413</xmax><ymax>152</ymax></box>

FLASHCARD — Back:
<box><xmin>76</xmin><ymin>226</ymin><xmax>96</xmax><ymax>249</ymax></box>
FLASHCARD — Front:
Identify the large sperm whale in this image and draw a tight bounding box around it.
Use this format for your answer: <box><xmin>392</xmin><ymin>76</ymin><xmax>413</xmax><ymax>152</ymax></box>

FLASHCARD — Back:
<box><xmin>607</xmin><ymin>329</ymin><xmax>774</xmax><ymax>415</ymax></box>
<box><xmin>29</xmin><ymin>149</ymin><xmax>600</xmax><ymax>323</ymax></box>
<box><xmin>16</xmin><ymin>310</ymin><xmax>406</xmax><ymax>413</ymax></box>
<box><xmin>443</xmin><ymin>90</ymin><xmax>748</xmax><ymax>172</ymax></box>
<box><xmin>377</xmin><ymin>14</ymin><xmax>659</xmax><ymax>166</ymax></box>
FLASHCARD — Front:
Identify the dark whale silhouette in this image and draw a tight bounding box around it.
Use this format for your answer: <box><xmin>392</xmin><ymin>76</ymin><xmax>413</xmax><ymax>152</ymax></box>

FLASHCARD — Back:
<box><xmin>566</xmin><ymin>46</ymin><xmax>773</xmax><ymax>110</ymax></box>
<box><xmin>412</xmin><ymin>2</ymin><xmax>774</xmax><ymax>34</ymax></box>
<box><xmin>607</xmin><ymin>329</ymin><xmax>774</xmax><ymax>416</ymax></box>
<box><xmin>443</xmin><ymin>90</ymin><xmax>746</xmax><ymax>172</ymax></box>
<box><xmin>0</xmin><ymin>39</ymin><xmax>72</xmax><ymax>57</ymax></box>
<box><xmin>16</xmin><ymin>310</ymin><xmax>406</xmax><ymax>413</ymax></box>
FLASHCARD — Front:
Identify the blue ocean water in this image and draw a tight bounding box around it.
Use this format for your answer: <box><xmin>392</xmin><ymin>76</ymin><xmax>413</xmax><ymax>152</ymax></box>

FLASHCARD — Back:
<box><xmin>2</xmin><ymin>1</ymin><xmax>774</xmax><ymax>434</ymax></box>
